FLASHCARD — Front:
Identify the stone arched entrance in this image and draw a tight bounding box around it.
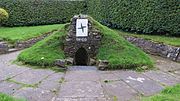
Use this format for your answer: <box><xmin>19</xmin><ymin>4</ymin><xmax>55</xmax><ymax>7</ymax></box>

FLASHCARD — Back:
<box><xmin>74</xmin><ymin>48</ymin><xmax>89</xmax><ymax>65</ymax></box>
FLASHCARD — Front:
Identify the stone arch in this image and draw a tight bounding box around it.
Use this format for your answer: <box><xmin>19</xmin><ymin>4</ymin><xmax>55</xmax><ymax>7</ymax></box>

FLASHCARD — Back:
<box><xmin>74</xmin><ymin>47</ymin><xmax>89</xmax><ymax>65</ymax></box>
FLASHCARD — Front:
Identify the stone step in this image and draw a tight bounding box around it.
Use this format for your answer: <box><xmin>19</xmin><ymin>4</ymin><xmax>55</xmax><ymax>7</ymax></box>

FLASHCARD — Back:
<box><xmin>68</xmin><ymin>66</ymin><xmax>98</xmax><ymax>71</ymax></box>
<box><xmin>8</xmin><ymin>48</ymin><xmax>19</xmax><ymax>53</ymax></box>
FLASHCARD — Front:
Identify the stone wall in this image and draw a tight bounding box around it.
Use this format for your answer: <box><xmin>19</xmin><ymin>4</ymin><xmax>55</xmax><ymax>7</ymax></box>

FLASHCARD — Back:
<box><xmin>15</xmin><ymin>30</ymin><xmax>57</xmax><ymax>49</ymax></box>
<box><xmin>0</xmin><ymin>41</ymin><xmax>9</xmax><ymax>54</ymax></box>
<box><xmin>0</xmin><ymin>30</ymin><xmax>57</xmax><ymax>54</ymax></box>
<box><xmin>124</xmin><ymin>36</ymin><xmax>180</xmax><ymax>62</ymax></box>
<box><xmin>64</xmin><ymin>15</ymin><xmax>102</xmax><ymax>64</ymax></box>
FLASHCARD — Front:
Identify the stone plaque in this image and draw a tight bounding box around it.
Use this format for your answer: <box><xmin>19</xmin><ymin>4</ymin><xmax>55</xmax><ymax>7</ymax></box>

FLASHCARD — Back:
<box><xmin>76</xmin><ymin>19</ymin><xmax>88</xmax><ymax>37</ymax></box>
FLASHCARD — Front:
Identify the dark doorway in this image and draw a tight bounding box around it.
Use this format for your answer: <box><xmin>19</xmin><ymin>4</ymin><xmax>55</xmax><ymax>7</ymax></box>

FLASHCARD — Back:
<box><xmin>74</xmin><ymin>48</ymin><xmax>89</xmax><ymax>65</ymax></box>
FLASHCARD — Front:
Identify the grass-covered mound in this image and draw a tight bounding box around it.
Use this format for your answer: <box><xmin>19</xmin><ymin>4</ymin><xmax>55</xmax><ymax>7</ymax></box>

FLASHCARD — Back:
<box><xmin>0</xmin><ymin>24</ymin><xmax>64</xmax><ymax>44</ymax></box>
<box><xmin>142</xmin><ymin>84</ymin><xmax>180</xmax><ymax>101</ymax></box>
<box><xmin>18</xmin><ymin>18</ymin><xmax>153</xmax><ymax>69</ymax></box>
<box><xmin>89</xmin><ymin>17</ymin><xmax>153</xmax><ymax>69</ymax></box>
<box><xmin>0</xmin><ymin>93</ymin><xmax>25</xmax><ymax>101</ymax></box>
<box><xmin>17</xmin><ymin>25</ymin><xmax>66</xmax><ymax>66</ymax></box>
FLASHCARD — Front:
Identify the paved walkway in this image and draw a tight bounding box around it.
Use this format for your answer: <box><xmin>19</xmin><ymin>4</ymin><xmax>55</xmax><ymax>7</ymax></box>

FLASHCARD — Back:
<box><xmin>0</xmin><ymin>51</ymin><xmax>180</xmax><ymax>101</ymax></box>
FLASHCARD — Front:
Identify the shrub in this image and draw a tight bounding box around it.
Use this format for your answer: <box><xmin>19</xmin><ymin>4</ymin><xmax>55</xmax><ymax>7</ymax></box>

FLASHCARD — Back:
<box><xmin>0</xmin><ymin>8</ymin><xmax>9</xmax><ymax>23</ymax></box>
<box><xmin>87</xmin><ymin>0</ymin><xmax>180</xmax><ymax>36</ymax></box>
<box><xmin>0</xmin><ymin>0</ymin><xmax>86</xmax><ymax>26</ymax></box>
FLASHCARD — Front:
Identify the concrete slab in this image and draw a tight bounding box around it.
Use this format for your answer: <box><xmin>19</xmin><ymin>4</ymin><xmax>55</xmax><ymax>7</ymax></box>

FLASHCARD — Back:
<box><xmin>0</xmin><ymin>81</ymin><xmax>21</xmax><ymax>95</ymax></box>
<box><xmin>11</xmin><ymin>69</ymin><xmax>54</xmax><ymax>84</ymax></box>
<box><xmin>144</xmin><ymin>71</ymin><xmax>180</xmax><ymax>86</ymax></box>
<box><xmin>58</xmin><ymin>81</ymin><xmax>105</xmax><ymax>98</ymax></box>
<box><xmin>65</xmin><ymin>71</ymin><xmax>100</xmax><ymax>81</ymax></box>
<box><xmin>55</xmin><ymin>97</ymin><xmax>110</xmax><ymax>101</ymax></box>
<box><xmin>0</xmin><ymin>66</ymin><xmax>29</xmax><ymax>81</ymax></box>
<box><xmin>174</xmin><ymin>70</ymin><xmax>180</xmax><ymax>78</ymax></box>
<box><xmin>68</xmin><ymin>66</ymin><xmax>98</xmax><ymax>71</ymax></box>
<box><xmin>152</xmin><ymin>55</ymin><xmax>180</xmax><ymax>72</ymax></box>
<box><xmin>14</xmin><ymin>87</ymin><xmax>55</xmax><ymax>101</ymax></box>
<box><xmin>102</xmin><ymin>80</ymin><xmax>138</xmax><ymax>101</ymax></box>
<box><xmin>39</xmin><ymin>73</ymin><xmax>64</xmax><ymax>91</ymax></box>
<box><xmin>114</xmin><ymin>71</ymin><xmax>164</xmax><ymax>96</ymax></box>
<box><xmin>99</xmin><ymin>71</ymin><xmax>120</xmax><ymax>81</ymax></box>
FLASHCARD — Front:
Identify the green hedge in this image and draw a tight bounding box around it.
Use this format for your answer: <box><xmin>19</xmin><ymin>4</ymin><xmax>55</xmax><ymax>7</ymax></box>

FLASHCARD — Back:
<box><xmin>87</xmin><ymin>0</ymin><xmax>180</xmax><ymax>36</ymax></box>
<box><xmin>0</xmin><ymin>0</ymin><xmax>86</xmax><ymax>26</ymax></box>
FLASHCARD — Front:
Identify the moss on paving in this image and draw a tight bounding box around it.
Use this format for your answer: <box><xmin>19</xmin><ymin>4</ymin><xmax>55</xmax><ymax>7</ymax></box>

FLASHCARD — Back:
<box><xmin>18</xmin><ymin>18</ymin><xmax>153</xmax><ymax>69</ymax></box>
<box><xmin>0</xmin><ymin>24</ymin><xmax>64</xmax><ymax>44</ymax></box>
<box><xmin>142</xmin><ymin>84</ymin><xmax>180</xmax><ymax>101</ymax></box>
<box><xmin>116</xmin><ymin>30</ymin><xmax>180</xmax><ymax>47</ymax></box>
<box><xmin>17</xmin><ymin>25</ymin><xmax>66</xmax><ymax>66</ymax></box>
<box><xmin>0</xmin><ymin>93</ymin><xmax>25</xmax><ymax>101</ymax></box>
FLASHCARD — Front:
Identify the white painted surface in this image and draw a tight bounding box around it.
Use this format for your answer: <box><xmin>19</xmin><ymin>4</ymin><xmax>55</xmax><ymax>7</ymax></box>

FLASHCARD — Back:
<box><xmin>76</xmin><ymin>19</ymin><xmax>88</xmax><ymax>37</ymax></box>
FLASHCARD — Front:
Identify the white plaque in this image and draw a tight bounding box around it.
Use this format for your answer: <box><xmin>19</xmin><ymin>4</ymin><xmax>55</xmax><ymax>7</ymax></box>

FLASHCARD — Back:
<box><xmin>76</xmin><ymin>19</ymin><xmax>88</xmax><ymax>37</ymax></box>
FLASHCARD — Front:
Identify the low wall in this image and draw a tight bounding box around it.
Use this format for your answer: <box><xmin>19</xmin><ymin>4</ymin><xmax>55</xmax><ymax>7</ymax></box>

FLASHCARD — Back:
<box><xmin>15</xmin><ymin>30</ymin><xmax>57</xmax><ymax>49</ymax></box>
<box><xmin>124</xmin><ymin>36</ymin><xmax>180</xmax><ymax>62</ymax></box>
<box><xmin>0</xmin><ymin>30</ymin><xmax>57</xmax><ymax>54</ymax></box>
<box><xmin>0</xmin><ymin>42</ymin><xmax>9</xmax><ymax>54</ymax></box>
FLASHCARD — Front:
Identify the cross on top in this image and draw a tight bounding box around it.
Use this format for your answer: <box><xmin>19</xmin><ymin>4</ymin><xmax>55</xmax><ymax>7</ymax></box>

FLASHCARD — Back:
<box><xmin>78</xmin><ymin>23</ymin><xmax>86</xmax><ymax>33</ymax></box>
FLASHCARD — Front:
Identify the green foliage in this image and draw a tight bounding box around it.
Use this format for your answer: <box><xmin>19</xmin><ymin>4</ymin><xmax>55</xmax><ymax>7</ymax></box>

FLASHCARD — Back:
<box><xmin>90</xmin><ymin>17</ymin><xmax>154</xmax><ymax>69</ymax></box>
<box><xmin>142</xmin><ymin>84</ymin><xmax>180</xmax><ymax>101</ymax></box>
<box><xmin>0</xmin><ymin>8</ymin><xmax>9</xmax><ymax>23</ymax></box>
<box><xmin>17</xmin><ymin>25</ymin><xmax>66</xmax><ymax>66</ymax></box>
<box><xmin>18</xmin><ymin>19</ymin><xmax>153</xmax><ymax>69</ymax></box>
<box><xmin>0</xmin><ymin>24</ymin><xmax>64</xmax><ymax>43</ymax></box>
<box><xmin>87</xmin><ymin>0</ymin><xmax>180</xmax><ymax>36</ymax></box>
<box><xmin>0</xmin><ymin>93</ymin><xmax>25</xmax><ymax>101</ymax></box>
<box><xmin>0</xmin><ymin>0</ymin><xmax>85</xmax><ymax>26</ymax></box>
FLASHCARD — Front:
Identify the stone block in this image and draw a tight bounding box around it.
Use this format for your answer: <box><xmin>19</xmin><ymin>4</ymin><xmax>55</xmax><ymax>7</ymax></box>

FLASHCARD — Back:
<box><xmin>98</xmin><ymin>60</ymin><xmax>109</xmax><ymax>70</ymax></box>
<box><xmin>65</xmin><ymin>57</ymin><xmax>73</xmax><ymax>65</ymax></box>
<box><xmin>90</xmin><ymin>58</ymin><xmax>96</xmax><ymax>66</ymax></box>
<box><xmin>55</xmin><ymin>59</ymin><xmax>66</xmax><ymax>68</ymax></box>
<box><xmin>0</xmin><ymin>42</ymin><xmax>9</xmax><ymax>54</ymax></box>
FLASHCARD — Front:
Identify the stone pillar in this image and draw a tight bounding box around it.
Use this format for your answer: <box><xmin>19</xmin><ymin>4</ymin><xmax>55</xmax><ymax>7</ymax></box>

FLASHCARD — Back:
<box><xmin>64</xmin><ymin>15</ymin><xmax>102</xmax><ymax>65</ymax></box>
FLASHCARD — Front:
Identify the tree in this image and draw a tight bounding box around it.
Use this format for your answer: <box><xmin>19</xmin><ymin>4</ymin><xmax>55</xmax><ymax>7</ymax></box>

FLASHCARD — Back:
<box><xmin>0</xmin><ymin>8</ymin><xmax>9</xmax><ymax>25</ymax></box>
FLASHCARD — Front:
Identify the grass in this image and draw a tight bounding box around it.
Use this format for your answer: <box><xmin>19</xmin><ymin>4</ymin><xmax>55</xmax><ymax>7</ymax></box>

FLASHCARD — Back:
<box><xmin>116</xmin><ymin>30</ymin><xmax>180</xmax><ymax>47</ymax></box>
<box><xmin>142</xmin><ymin>84</ymin><xmax>180</xmax><ymax>101</ymax></box>
<box><xmin>0</xmin><ymin>93</ymin><xmax>25</xmax><ymax>101</ymax></box>
<box><xmin>18</xmin><ymin>18</ymin><xmax>153</xmax><ymax>70</ymax></box>
<box><xmin>17</xmin><ymin>24</ymin><xmax>66</xmax><ymax>66</ymax></box>
<box><xmin>89</xmin><ymin>17</ymin><xmax>154</xmax><ymax>69</ymax></box>
<box><xmin>0</xmin><ymin>24</ymin><xmax>64</xmax><ymax>43</ymax></box>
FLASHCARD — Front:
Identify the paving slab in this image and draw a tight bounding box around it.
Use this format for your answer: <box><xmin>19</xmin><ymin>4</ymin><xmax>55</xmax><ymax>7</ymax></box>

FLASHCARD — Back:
<box><xmin>65</xmin><ymin>71</ymin><xmax>100</xmax><ymax>81</ymax></box>
<box><xmin>0</xmin><ymin>81</ymin><xmax>21</xmax><ymax>95</ymax></box>
<box><xmin>0</xmin><ymin>51</ymin><xmax>21</xmax><ymax>65</ymax></box>
<box><xmin>99</xmin><ymin>71</ymin><xmax>120</xmax><ymax>81</ymax></box>
<box><xmin>114</xmin><ymin>71</ymin><xmax>164</xmax><ymax>96</ymax></box>
<box><xmin>55</xmin><ymin>97</ymin><xmax>111</xmax><ymax>101</ymax></box>
<box><xmin>102</xmin><ymin>80</ymin><xmax>138</xmax><ymax>101</ymax></box>
<box><xmin>39</xmin><ymin>73</ymin><xmax>64</xmax><ymax>91</ymax></box>
<box><xmin>11</xmin><ymin>69</ymin><xmax>54</xmax><ymax>85</ymax></box>
<box><xmin>58</xmin><ymin>81</ymin><xmax>105</xmax><ymax>98</ymax></box>
<box><xmin>14</xmin><ymin>87</ymin><xmax>55</xmax><ymax>101</ymax></box>
<box><xmin>173</xmin><ymin>70</ymin><xmax>180</xmax><ymax>78</ymax></box>
<box><xmin>68</xmin><ymin>66</ymin><xmax>98</xmax><ymax>71</ymax></box>
<box><xmin>144</xmin><ymin>71</ymin><xmax>180</xmax><ymax>86</ymax></box>
<box><xmin>152</xmin><ymin>55</ymin><xmax>180</xmax><ymax>72</ymax></box>
<box><xmin>0</xmin><ymin>66</ymin><xmax>29</xmax><ymax>81</ymax></box>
